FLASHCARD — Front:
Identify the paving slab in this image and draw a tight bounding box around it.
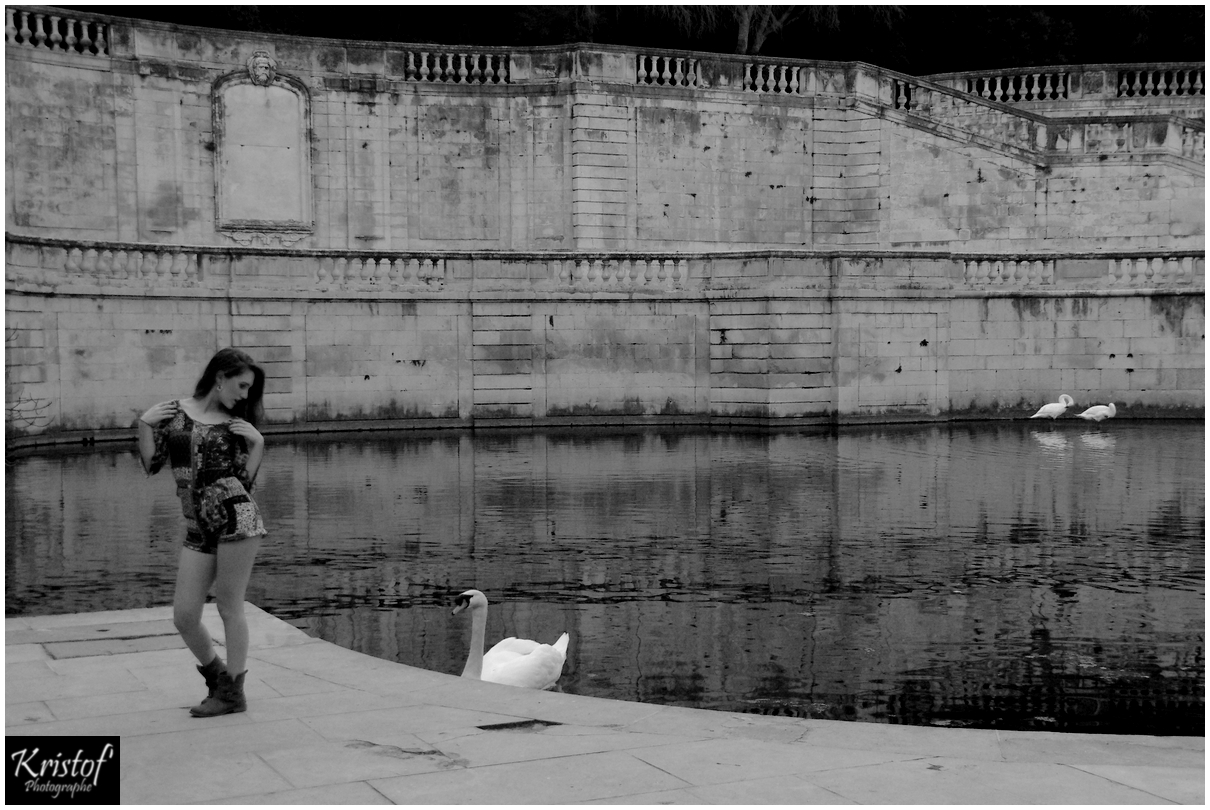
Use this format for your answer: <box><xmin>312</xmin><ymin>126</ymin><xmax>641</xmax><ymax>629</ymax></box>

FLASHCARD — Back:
<box><xmin>6</xmin><ymin>603</ymin><xmax>1204</xmax><ymax>805</ymax></box>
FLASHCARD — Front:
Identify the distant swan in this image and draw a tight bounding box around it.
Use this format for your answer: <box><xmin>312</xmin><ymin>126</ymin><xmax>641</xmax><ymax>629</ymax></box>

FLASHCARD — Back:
<box><xmin>452</xmin><ymin>589</ymin><xmax>569</xmax><ymax>690</ymax></box>
<box><xmin>1030</xmin><ymin>394</ymin><xmax>1075</xmax><ymax>420</ymax></box>
<box><xmin>1077</xmin><ymin>403</ymin><xmax>1116</xmax><ymax>423</ymax></box>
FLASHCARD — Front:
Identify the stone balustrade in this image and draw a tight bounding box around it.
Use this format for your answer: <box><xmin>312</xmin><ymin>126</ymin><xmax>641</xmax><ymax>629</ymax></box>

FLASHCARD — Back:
<box><xmin>1109</xmin><ymin>255</ymin><xmax>1204</xmax><ymax>286</ymax></box>
<box><xmin>636</xmin><ymin>54</ymin><xmax>700</xmax><ymax>88</ymax></box>
<box><xmin>401</xmin><ymin>51</ymin><xmax>510</xmax><ymax>85</ymax></box>
<box><xmin>5</xmin><ymin>6</ymin><xmax>108</xmax><ymax>55</ymax></box>
<box><xmin>962</xmin><ymin>259</ymin><xmax>1056</xmax><ymax>285</ymax></box>
<box><xmin>1115</xmin><ymin>65</ymin><xmax>1204</xmax><ymax>99</ymax></box>
<box><xmin>1047</xmin><ymin>116</ymin><xmax>1206</xmax><ymax>163</ymax></box>
<box><xmin>926</xmin><ymin>63</ymin><xmax>1205</xmax><ymax>118</ymax></box>
<box><xmin>7</xmin><ymin>235</ymin><xmax>1203</xmax><ymax>296</ymax></box>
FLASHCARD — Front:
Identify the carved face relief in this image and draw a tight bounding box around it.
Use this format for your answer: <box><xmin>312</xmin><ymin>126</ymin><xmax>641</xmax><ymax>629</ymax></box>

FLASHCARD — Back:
<box><xmin>247</xmin><ymin>51</ymin><xmax>277</xmax><ymax>86</ymax></box>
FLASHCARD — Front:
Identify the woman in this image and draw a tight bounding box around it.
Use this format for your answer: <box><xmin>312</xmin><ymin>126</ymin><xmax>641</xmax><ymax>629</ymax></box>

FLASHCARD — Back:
<box><xmin>138</xmin><ymin>348</ymin><xmax>267</xmax><ymax>717</ymax></box>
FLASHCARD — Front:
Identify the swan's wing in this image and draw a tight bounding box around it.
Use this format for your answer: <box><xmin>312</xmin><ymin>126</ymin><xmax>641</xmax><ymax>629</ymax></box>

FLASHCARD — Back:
<box><xmin>1030</xmin><ymin>403</ymin><xmax>1062</xmax><ymax>418</ymax></box>
<box><xmin>482</xmin><ymin>639</ymin><xmax>568</xmax><ymax>690</ymax></box>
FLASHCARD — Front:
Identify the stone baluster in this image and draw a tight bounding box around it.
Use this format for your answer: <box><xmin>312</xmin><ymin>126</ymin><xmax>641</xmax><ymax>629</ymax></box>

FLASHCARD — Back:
<box><xmin>675</xmin><ymin>258</ymin><xmax>687</xmax><ymax>284</ymax></box>
<box><xmin>5</xmin><ymin>8</ymin><xmax>16</xmax><ymax>44</ymax></box>
<box><xmin>404</xmin><ymin>257</ymin><xmax>418</xmax><ymax>283</ymax></box>
<box><xmin>77</xmin><ymin>18</ymin><xmax>93</xmax><ymax>54</ymax></box>
<box><xmin>31</xmin><ymin>13</ymin><xmax>46</xmax><ymax>46</ymax></box>
<box><xmin>979</xmin><ymin>260</ymin><xmax>994</xmax><ymax>283</ymax></box>
<box><xmin>659</xmin><ymin>58</ymin><xmax>671</xmax><ymax>85</ymax></box>
<box><xmin>48</xmin><ymin>15</ymin><xmax>63</xmax><ymax>48</ymax></box>
<box><xmin>316</xmin><ymin>257</ymin><xmax>331</xmax><ymax>283</ymax></box>
<box><xmin>469</xmin><ymin>53</ymin><xmax>481</xmax><ymax>83</ymax></box>
<box><xmin>1115</xmin><ymin>258</ymin><xmax>1132</xmax><ymax>284</ymax></box>
<box><xmin>788</xmin><ymin>66</ymin><xmax>801</xmax><ymax>94</ymax></box>
<box><xmin>17</xmin><ymin>10</ymin><xmax>31</xmax><ymax>43</ymax></box>
<box><xmin>405</xmin><ymin>52</ymin><xmax>417</xmax><ymax>81</ymax></box>
<box><xmin>65</xmin><ymin>247</ymin><xmax>82</xmax><ymax>273</ymax></box>
<box><xmin>151</xmin><ymin>250</ymin><xmax>169</xmax><ymax>279</ymax></box>
<box><xmin>1131</xmin><ymin>257</ymin><xmax>1148</xmax><ymax>283</ymax></box>
<box><xmin>656</xmin><ymin>258</ymin><xmax>668</xmax><ymax>283</ymax></box>
<box><xmin>613</xmin><ymin>257</ymin><xmax>628</xmax><ymax>283</ymax></box>
<box><xmin>331</xmin><ymin>257</ymin><xmax>346</xmax><ymax>283</ymax></box>
<box><xmin>1142</xmin><ymin>70</ymin><xmax>1156</xmax><ymax>96</ymax></box>
<box><xmin>80</xmin><ymin>248</ymin><xmax>98</xmax><ymax>275</ymax></box>
<box><xmin>1162</xmin><ymin>258</ymin><xmax>1178</xmax><ymax>283</ymax></box>
<box><xmin>112</xmin><ymin>250</ymin><xmax>128</xmax><ymax>280</ymax></box>
<box><xmin>672</xmin><ymin>58</ymin><xmax>684</xmax><ymax>86</ymax></box>
<box><xmin>1180</xmin><ymin>256</ymin><xmax>1194</xmax><ymax>282</ymax></box>
<box><xmin>129</xmin><ymin>251</ymin><xmax>145</xmax><ymax>279</ymax></box>
<box><xmin>97</xmin><ymin>249</ymin><xmax>113</xmax><ymax>277</ymax></box>
<box><xmin>64</xmin><ymin>17</ymin><xmax>78</xmax><ymax>51</ymax></box>
<box><xmin>743</xmin><ymin>63</ymin><xmax>754</xmax><ymax>91</ymax></box>
<box><xmin>346</xmin><ymin>257</ymin><xmax>363</xmax><ymax>282</ymax></box>
<box><xmin>1113</xmin><ymin>260</ymin><xmax>1132</xmax><ymax>285</ymax></box>
<box><xmin>636</xmin><ymin>55</ymin><xmax>649</xmax><ymax>84</ymax></box>
<box><xmin>387</xmin><ymin>258</ymin><xmax>402</xmax><ymax>283</ymax></box>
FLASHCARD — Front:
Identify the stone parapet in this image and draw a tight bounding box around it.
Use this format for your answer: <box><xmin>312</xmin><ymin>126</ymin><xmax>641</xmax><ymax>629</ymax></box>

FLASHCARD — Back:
<box><xmin>6</xmin><ymin>235</ymin><xmax>1205</xmax><ymax>298</ymax></box>
<box><xmin>925</xmin><ymin>63</ymin><xmax>1206</xmax><ymax>120</ymax></box>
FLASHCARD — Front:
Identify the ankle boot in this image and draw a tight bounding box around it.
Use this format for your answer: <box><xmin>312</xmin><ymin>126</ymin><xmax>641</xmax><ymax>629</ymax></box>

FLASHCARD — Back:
<box><xmin>192</xmin><ymin>654</ymin><xmax>226</xmax><ymax>712</ymax></box>
<box><xmin>190</xmin><ymin>670</ymin><xmax>247</xmax><ymax>717</ymax></box>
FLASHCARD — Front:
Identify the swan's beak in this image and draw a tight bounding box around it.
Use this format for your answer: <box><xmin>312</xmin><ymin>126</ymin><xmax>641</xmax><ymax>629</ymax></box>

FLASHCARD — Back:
<box><xmin>452</xmin><ymin>595</ymin><xmax>469</xmax><ymax>616</ymax></box>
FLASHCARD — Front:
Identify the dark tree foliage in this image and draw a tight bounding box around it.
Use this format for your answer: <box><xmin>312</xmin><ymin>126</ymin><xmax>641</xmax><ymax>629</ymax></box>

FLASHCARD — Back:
<box><xmin>69</xmin><ymin>5</ymin><xmax>1204</xmax><ymax>75</ymax></box>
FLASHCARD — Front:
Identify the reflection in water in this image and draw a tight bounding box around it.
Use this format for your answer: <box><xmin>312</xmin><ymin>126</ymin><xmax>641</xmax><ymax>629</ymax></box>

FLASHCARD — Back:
<box><xmin>1079</xmin><ymin>431</ymin><xmax>1117</xmax><ymax>453</ymax></box>
<box><xmin>1030</xmin><ymin>429</ymin><xmax>1071</xmax><ymax>459</ymax></box>
<box><xmin>6</xmin><ymin>422</ymin><xmax>1204</xmax><ymax>735</ymax></box>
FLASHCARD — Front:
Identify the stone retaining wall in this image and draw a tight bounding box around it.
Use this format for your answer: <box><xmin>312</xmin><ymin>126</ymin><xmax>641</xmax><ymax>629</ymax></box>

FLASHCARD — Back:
<box><xmin>5</xmin><ymin>236</ymin><xmax>1203</xmax><ymax>438</ymax></box>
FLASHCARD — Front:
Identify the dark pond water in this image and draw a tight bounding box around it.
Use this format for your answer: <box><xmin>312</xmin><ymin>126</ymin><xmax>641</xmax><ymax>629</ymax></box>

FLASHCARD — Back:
<box><xmin>6</xmin><ymin>422</ymin><xmax>1204</xmax><ymax>735</ymax></box>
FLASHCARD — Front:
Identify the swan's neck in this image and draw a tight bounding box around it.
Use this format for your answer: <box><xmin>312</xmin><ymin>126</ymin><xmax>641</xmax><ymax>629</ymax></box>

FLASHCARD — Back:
<box><xmin>461</xmin><ymin>604</ymin><xmax>487</xmax><ymax>679</ymax></box>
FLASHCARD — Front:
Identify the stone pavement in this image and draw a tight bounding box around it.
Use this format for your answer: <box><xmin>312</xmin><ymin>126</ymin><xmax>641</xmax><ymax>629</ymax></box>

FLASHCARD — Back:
<box><xmin>6</xmin><ymin>604</ymin><xmax>1204</xmax><ymax>805</ymax></box>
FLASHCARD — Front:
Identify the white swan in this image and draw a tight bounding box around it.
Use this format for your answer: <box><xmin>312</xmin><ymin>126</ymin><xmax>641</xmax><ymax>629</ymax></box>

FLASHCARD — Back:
<box><xmin>452</xmin><ymin>589</ymin><xmax>569</xmax><ymax>690</ymax></box>
<box><xmin>1077</xmin><ymin>402</ymin><xmax>1116</xmax><ymax>422</ymax></box>
<box><xmin>1030</xmin><ymin>394</ymin><xmax>1075</xmax><ymax>420</ymax></box>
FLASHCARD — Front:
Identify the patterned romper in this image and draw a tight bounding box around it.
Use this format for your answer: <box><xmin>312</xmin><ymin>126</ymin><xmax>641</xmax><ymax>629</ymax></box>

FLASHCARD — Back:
<box><xmin>148</xmin><ymin>402</ymin><xmax>267</xmax><ymax>554</ymax></box>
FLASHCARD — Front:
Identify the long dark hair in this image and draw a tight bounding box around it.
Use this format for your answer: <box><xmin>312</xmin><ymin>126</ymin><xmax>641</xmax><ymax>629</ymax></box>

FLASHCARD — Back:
<box><xmin>192</xmin><ymin>348</ymin><xmax>266</xmax><ymax>426</ymax></box>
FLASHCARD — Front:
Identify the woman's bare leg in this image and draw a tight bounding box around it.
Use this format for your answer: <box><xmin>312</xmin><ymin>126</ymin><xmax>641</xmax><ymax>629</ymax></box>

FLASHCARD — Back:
<box><xmin>213</xmin><ymin>537</ymin><xmax>261</xmax><ymax>674</ymax></box>
<box><xmin>174</xmin><ymin>547</ymin><xmax>218</xmax><ymax>664</ymax></box>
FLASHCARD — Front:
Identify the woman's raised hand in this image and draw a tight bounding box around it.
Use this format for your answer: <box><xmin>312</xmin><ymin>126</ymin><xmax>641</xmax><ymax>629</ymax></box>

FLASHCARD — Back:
<box><xmin>226</xmin><ymin>418</ymin><xmax>264</xmax><ymax>447</ymax></box>
<box><xmin>140</xmin><ymin>400</ymin><xmax>179</xmax><ymax>427</ymax></box>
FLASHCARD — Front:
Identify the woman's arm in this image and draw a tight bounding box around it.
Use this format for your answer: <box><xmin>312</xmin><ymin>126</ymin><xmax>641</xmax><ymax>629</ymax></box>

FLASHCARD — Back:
<box><xmin>227</xmin><ymin>419</ymin><xmax>265</xmax><ymax>482</ymax></box>
<box><xmin>138</xmin><ymin>401</ymin><xmax>179</xmax><ymax>473</ymax></box>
